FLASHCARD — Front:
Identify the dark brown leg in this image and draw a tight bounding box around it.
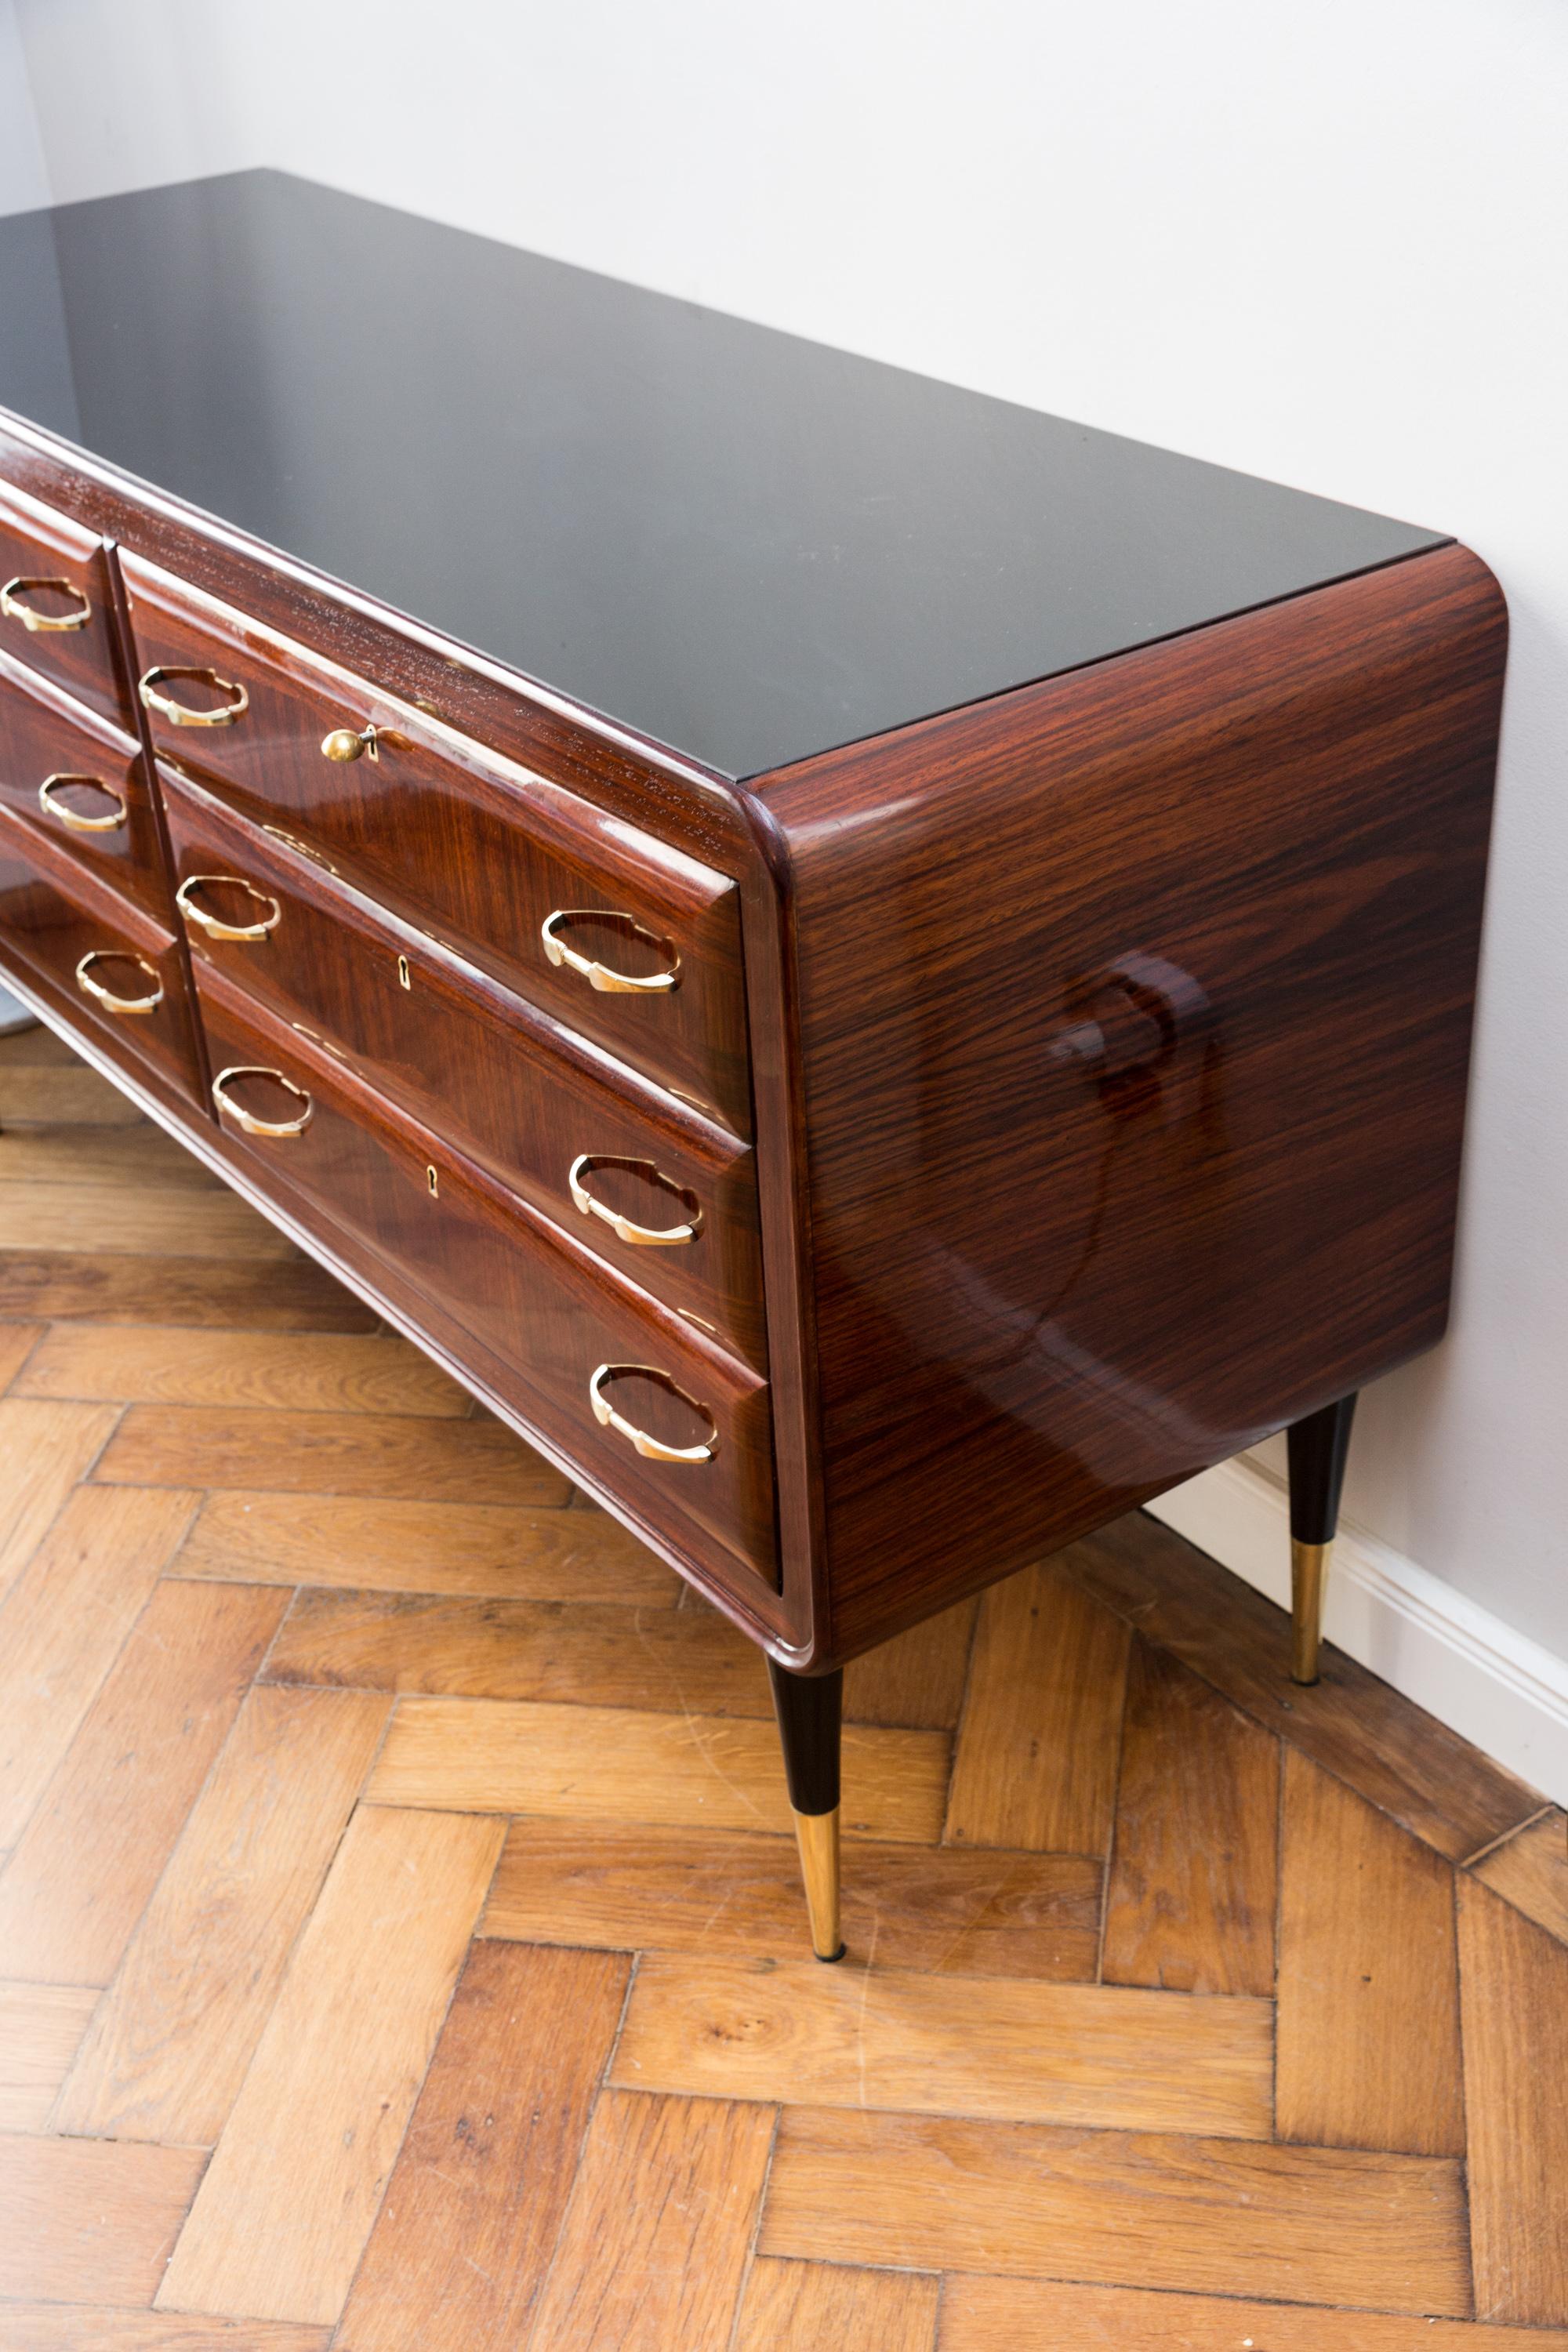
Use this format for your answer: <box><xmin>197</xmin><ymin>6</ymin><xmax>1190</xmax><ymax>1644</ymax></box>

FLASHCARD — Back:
<box><xmin>767</xmin><ymin>1660</ymin><xmax>844</xmax><ymax>1961</ymax></box>
<box><xmin>1286</xmin><ymin>1392</ymin><xmax>1358</xmax><ymax>1685</ymax></box>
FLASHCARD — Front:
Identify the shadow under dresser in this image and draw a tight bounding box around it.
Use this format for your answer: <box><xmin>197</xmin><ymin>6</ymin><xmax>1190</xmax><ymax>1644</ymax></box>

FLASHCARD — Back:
<box><xmin>0</xmin><ymin>170</ymin><xmax>1506</xmax><ymax>1958</ymax></box>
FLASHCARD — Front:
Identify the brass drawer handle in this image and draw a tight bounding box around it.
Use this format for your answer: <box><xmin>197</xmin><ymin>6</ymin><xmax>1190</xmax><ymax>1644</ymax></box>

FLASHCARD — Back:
<box><xmin>176</xmin><ymin>873</ymin><xmax>281</xmax><ymax>943</ymax></box>
<box><xmin>541</xmin><ymin>909</ymin><xmax>681</xmax><ymax>995</ymax></box>
<box><xmin>74</xmin><ymin>949</ymin><xmax>163</xmax><ymax>1016</ymax></box>
<box><xmin>38</xmin><ymin>773</ymin><xmax>128</xmax><ymax>833</ymax></box>
<box><xmin>568</xmin><ymin>1153</ymin><xmax>703</xmax><ymax>1247</ymax></box>
<box><xmin>321</xmin><ymin>724</ymin><xmax>380</xmax><ymax>763</ymax></box>
<box><xmin>589</xmin><ymin>1363</ymin><xmax>717</xmax><ymax>1463</ymax></box>
<box><xmin>2</xmin><ymin>575</ymin><xmax>91</xmax><ymax>633</ymax></box>
<box><xmin>139</xmin><ymin>666</ymin><xmax>250</xmax><ymax>728</ymax></box>
<box><xmin>212</xmin><ymin>1064</ymin><xmax>314</xmax><ymax>1138</ymax></box>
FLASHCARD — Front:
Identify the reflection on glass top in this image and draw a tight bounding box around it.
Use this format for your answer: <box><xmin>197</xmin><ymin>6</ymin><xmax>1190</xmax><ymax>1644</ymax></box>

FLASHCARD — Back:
<box><xmin>0</xmin><ymin>171</ymin><xmax>1443</xmax><ymax>780</ymax></box>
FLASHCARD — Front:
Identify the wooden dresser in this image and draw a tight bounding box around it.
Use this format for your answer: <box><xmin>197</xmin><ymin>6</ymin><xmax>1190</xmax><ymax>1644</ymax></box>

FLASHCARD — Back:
<box><xmin>0</xmin><ymin>172</ymin><xmax>1506</xmax><ymax>1957</ymax></box>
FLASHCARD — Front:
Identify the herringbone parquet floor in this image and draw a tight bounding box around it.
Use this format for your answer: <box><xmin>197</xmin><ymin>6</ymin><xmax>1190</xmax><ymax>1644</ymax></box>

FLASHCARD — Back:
<box><xmin>2</xmin><ymin>1018</ymin><xmax>1568</xmax><ymax>2351</ymax></box>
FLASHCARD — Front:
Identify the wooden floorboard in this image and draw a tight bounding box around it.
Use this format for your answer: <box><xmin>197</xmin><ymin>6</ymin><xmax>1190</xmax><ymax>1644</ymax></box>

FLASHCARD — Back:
<box><xmin>940</xmin><ymin>2277</ymin><xmax>1568</xmax><ymax>2350</ymax></box>
<box><xmin>4</xmin><ymin>1030</ymin><xmax>1566</xmax><ymax>2338</ymax></box>
<box><xmin>335</xmin><ymin>1940</ymin><xmax>630</xmax><ymax>2352</ymax></box>
<box><xmin>172</xmin><ymin>1490</ymin><xmax>677</xmax><ymax>1600</ymax></box>
<box><xmin>1276</xmin><ymin>1749</ymin><xmax>1464</xmax><ymax>2155</ymax></box>
<box><xmin>1457</xmin><ymin>1873</ymin><xmax>1568</xmax><ymax>2325</ymax></box>
<box><xmin>760</xmin><ymin>2109</ymin><xmax>1470</xmax><ymax>2314</ymax></box>
<box><xmin>481</xmin><ymin>1819</ymin><xmax>1103</xmax><ymax>1976</ymax></box>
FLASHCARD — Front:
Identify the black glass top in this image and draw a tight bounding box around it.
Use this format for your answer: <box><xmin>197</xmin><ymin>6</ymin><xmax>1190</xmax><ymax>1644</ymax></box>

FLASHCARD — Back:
<box><xmin>0</xmin><ymin>170</ymin><xmax>1442</xmax><ymax>782</ymax></box>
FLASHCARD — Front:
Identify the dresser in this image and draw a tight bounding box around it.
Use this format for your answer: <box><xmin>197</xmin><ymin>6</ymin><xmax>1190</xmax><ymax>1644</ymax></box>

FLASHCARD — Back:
<box><xmin>0</xmin><ymin>172</ymin><xmax>1506</xmax><ymax>1959</ymax></box>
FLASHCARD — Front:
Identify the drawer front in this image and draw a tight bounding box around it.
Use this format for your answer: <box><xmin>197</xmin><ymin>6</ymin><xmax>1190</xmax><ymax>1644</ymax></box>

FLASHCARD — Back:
<box><xmin>0</xmin><ymin>653</ymin><xmax>168</xmax><ymax>920</ymax></box>
<box><xmin>0</xmin><ymin>803</ymin><xmax>202</xmax><ymax>1102</ymax></box>
<box><xmin>0</xmin><ymin>479</ymin><xmax>131</xmax><ymax>728</ymax></box>
<box><xmin>197</xmin><ymin>972</ymin><xmax>778</xmax><ymax>1595</ymax></box>
<box><xmin>122</xmin><ymin>555</ymin><xmax>753</xmax><ymax>1135</ymax></box>
<box><xmin>161</xmin><ymin>768</ymin><xmax>768</xmax><ymax>1369</ymax></box>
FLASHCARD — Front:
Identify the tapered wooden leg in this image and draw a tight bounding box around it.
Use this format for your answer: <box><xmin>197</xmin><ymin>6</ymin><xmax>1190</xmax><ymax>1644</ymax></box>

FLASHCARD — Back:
<box><xmin>1286</xmin><ymin>1392</ymin><xmax>1357</xmax><ymax>1685</ymax></box>
<box><xmin>767</xmin><ymin>1660</ymin><xmax>845</xmax><ymax>1962</ymax></box>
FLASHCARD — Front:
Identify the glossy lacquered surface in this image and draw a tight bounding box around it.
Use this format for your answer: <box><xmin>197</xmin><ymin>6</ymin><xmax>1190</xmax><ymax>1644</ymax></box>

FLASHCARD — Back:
<box><xmin>0</xmin><ymin>652</ymin><xmax>169</xmax><ymax>920</ymax></box>
<box><xmin>159</xmin><ymin>764</ymin><xmax>767</xmax><ymax>1367</ymax></box>
<box><xmin>0</xmin><ymin>800</ymin><xmax>202</xmax><ymax>1104</ymax></box>
<box><xmin>0</xmin><ymin>476</ymin><xmax>130</xmax><ymax>727</ymax></box>
<box><xmin>0</xmin><ymin>170</ymin><xmax>1443</xmax><ymax>779</ymax></box>
<box><xmin>760</xmin><ymin>543</ymin><xmax>1507</xmax><ymax>1659</ymax></box>
<box><xmin>124</xmin><ymin>554</ymin><xmax>753</xmax><ymax>1135</ymax></box>
<box><xmin>196</xmin><ymin>970</ymin><xmax>779</xmax><ymax>1598</ymax></box>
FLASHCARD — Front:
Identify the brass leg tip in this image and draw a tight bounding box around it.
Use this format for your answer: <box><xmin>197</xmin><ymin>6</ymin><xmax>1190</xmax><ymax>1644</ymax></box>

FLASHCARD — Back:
<box><xmin>792</xmin><ymin>1805</ymin><xmax>842</xmax><ymax>1964</ymax></box>
<box><xmin>1290</xmin><ymin>1537</ymin><xmax>1330</xmax><ymax>1686</ymax></box>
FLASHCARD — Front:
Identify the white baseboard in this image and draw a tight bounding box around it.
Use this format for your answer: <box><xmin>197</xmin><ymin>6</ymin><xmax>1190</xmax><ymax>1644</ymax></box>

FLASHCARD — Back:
<box><xmin>1146</xmin><ymin>1458</ymin><xmax>1568</xmax><ymax>1813</ymax></box>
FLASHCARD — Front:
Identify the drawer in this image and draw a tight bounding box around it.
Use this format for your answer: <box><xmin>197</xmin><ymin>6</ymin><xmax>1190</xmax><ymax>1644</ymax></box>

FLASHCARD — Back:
<box><xmin>0</xmin><ymin>652</ymin><xmax>169</xmax><ymax>920</ymax></box>
<box><xmin>161</xmin><ymin>766</ymin><xmax>768</xmax><ymax>1369</ymax></box>
<box><xmin>122</xmin><ymin>554</ymin><xmax>753</xmax><ymax>1135</ymax></box>
<box><xmin>197</xmin><ymin>970</ymin><xmax>778</xmax><ymax>1595</ymax></box>
<box><xmin>0</xmin><ymin>803</ymin><xmax>203</xmax><ymax>1103</ymax></box>
<box><xmin>0</xmin><ymin>478</ymin><xmax>131</xmax><ymax>728</ymax></box>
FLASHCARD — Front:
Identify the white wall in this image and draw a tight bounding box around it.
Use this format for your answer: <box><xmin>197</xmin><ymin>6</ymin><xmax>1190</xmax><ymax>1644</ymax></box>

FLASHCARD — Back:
<box><xmin>7</xmin><ymin>0</ymin><xmax>1567</xmax><ymax>1668</ymax></box>
<box><xmin>0</xmin><ymin>0</ymin><xmax>45</xmax><ymax>214</ymax></box>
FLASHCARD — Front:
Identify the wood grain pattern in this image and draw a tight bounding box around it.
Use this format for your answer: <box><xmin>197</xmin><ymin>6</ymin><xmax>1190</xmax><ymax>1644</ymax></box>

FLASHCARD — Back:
<box><xmin>524</xmin><ymin>2089</ymin><xmax>775</xmax><ymax>2352</ymax></box>
<box><xmin>16</xmin><ymin>1326</ymin><xmax>467</xmax><ymax>1415</ymax></box>
<box><xmin>946</xmin><ymin>1563</ymin><xmax>1130</xmax><ymax>1853</ymax></box>
<box><xmin>1062</xmin><ymin>1514</ymin><xmax>1540</xmax><ymax>1861</ymax></box>
<box><xmin>1276</xmin><ymin>1750</ymin><xmax>1463</xmax><ymax>2154</ymax></box>
<box><xmin>367</xmin><ymin>1696</ymin><xmax>949</xmax><ymax>1842</ymax></box>
<box><xmin>158</xmin><ymin>1806</ymin><xmax>504</xmax><ymax>2325</ymax></box>
<box><xmin>481</xmin><ymin>1819</ymin><xmax>1102</xmax><ymax>1978</ymax></box>
<box><xmin>1473</xmin><ymin>1806</ymin><xmax>1568</xmax><ymax>1942</ymax></box>
<box><xmin>0</xmin><ymin>1397</ymin><xmax>119</xmax><ymax>1602</ymax></box>
<box><xmin>760</xmin><ymin>2109</ymin><xmax>1470</xmax><ymax>2314</ymax></box>
<box><xmin>0</xmin><ymin>1319</ymin><xmax>41</xmax><ymax>1388</ymax></box>
<box><xmin>614</xmin><ymin>1955</ymin><xmax>1272</xmax><ymax>2136</ymax></box>
<box><xmin>1</xmin><ymin>1182</ymin><xmax>291</xmax><ymax>1261</ymax></box>
<box><xmin>0</xmin><ymin>1980</ymin><xmax>97</xmax><ymax>2129</ymax></box>
<box><xmin>160</xmin><ymin>764</ymin><xmax>767</xmax><ymax>1367</ymax></box>
<box><xmin>0</xmin><ymin>1121</ymin><xmax>221</xmax><ymax>1189</ymax></box>
<box><xmin>0</xmin><ymin>2313</ymin><xmax>328</xmax><ymax>2350</ymax></box>
<box><xmin>126</xmin><ymin>551</ymin><xmax>753</xmax><ymax>1137</ymax></box>
<box><xmin>1103</xmin><ymin>1639</ymin><xmax>1279</xmax><ymax>1995</ymax></box>
<box><xmin>1457</xmin><ymin>1874</ymin><xmax>1568</xmax><ymax>2325</ymax></box>
<box><xmin>732</xmin><ymin>2256</ymin><xmax>938</xmax><ymax>2352</ymax></box>
<box><xmin>265</xmin><ymin>1589</ymin><xmax>772</xmax><ymax>1709</ymax></box>
<box><xmin>0</xmin><ymin>1581</ymin><xmax>284</xmax><ymax>1984</ymax></box>
<box><xmin>941</xmin><ymin>2277</ymin><xmax>1568</xmax><ymax>2351</ymax></box>
<box><xmin>56</xmin><ymin>1684</ymin><xmax>390</xmax><ymax>2144</ymax></box>
<box><xmin>843</xmin><ymin>1596</ymin><xmax>977</xmax><ymax>1729</ymax></box>
<box><xmin>0</xmin><ymin>1246</ymin><xmax>379</xmax><ymax>1329</ymax></box>
<box><xmin>95</xmin><ymin>1406</ymin><xmax>570</xmax><ymax>1503</ymax></box>
<box><xmin>764</xmin><ymin>546</ymin><xmax>1504</xmax><ymax>1662</ymax></box>
<box><xmin>0</xmin><ymin>2305</ymin><xmax>328</xmax><ymax>2343</ymax></box>
<box><xmin>335</xmin><ymin>1940</ymin><xmax>630</xmax><ymax>2352</ymax></box>
<box><xmin>0</xmin><ymin>1484</ymin><xmax>196</xmax><ymax>1846</ymax></box>
<box><xmin>0</xmin><ymin>1061</ymin><xmax>145</xmax><ymax>1123</ymax></box>
<box><xmin>174</xmin><ymin>1489</ymin><xmax>674</xmax><ymax>1601</ymax></box>
<box><xmin>0</xmin><ymin>2132</ymin><xmax>206</xmax><ymax>2303</ymax></box>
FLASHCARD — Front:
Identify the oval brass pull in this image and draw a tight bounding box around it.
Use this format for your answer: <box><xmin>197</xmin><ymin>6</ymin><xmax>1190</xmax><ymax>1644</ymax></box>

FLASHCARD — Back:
<box><xmin>74</xmin><ymin>949</ymin><xmax>163</xmax><ymax>1016</ymax></box>
<box><xmin>139</xmin><ymin>666</ymin><xmax>249</xmax><ymax>728</ymax></box>
<box><xmin>321</xmin><ymin>724</ymin><xmax>379</xmax><ymax>764</ymax></box>
<box><xmin>541</xmin><ymin>909</ymin><xmax>681</xmax><ymax>996</ymax></box>
<box><xmin>1</xmin><ymin>575</ymin><xmax>91</xmax><ymax>633</ymax></box>
<box><xmin>38</xmin><ymin>773</ymin><xmax>128</xmax><ymax>833</ymax></box>
<box><xmin>176</xmin><ymin>873</ymin><xmax>281</xmax><ymax>943</ymax></box>
<box><xmin>589</xmin><ymin>1363</ymin><xmax>717</xmax><ymax>1463</ymax></box>
<box><xmin>212</xmin><ymin>1065</ymin><xmax>314</xmax><ymax>1138</ymax></box>
<box><xmin>568</xmin><ymin>1154</ymin><xmax>703</xmax><ymax>1247</ymax></box>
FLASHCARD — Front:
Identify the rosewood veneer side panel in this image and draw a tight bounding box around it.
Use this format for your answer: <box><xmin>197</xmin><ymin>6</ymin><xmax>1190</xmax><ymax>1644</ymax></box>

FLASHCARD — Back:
<box><xmin>761</xmin><ymin>545</ymin><xmax>1505</xmax><ymax>1662</ymax></box>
